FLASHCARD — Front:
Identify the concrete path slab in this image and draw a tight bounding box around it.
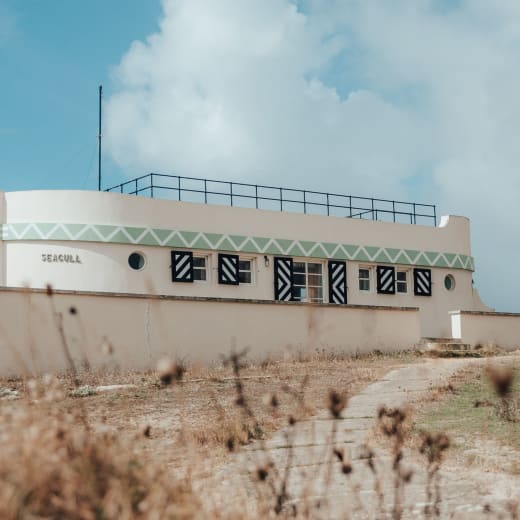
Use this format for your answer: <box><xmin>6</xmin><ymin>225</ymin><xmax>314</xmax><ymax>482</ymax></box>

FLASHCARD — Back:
<box><xmin>198</xmin><ymin>357</ymin><xmax>520</xmax><ymax>518</ymax></box>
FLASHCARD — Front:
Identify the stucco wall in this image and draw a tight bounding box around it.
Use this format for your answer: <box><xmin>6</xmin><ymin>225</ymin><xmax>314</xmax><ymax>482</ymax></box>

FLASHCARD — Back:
<box><xmin>0</xmin><ymin>190</ymin><xmax>488</xmax><ymax>339</ymax></box>
<box><xmin>0</xmin><ymin>288</ymin><xmax>421</xmax><ymax>377</ymax></box>
<box><xmin>451</xmin><ymin>311</ymin><xmax>520</xmax><ymax>350</ymax></box>
<box><xmin>3</xmin><ymin>241</ymin><xmax>480</xmax><ymax>338</ymax></box>
<box><xmin>4</xmin><ymin>190</ymin><xmax>472</xmax><ymax>255</ymax></box>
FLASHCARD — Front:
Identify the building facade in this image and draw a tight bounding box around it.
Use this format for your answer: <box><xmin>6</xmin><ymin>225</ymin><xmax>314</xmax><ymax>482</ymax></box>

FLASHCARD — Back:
<box><xmin>0</xmin><ymin>184</ymin><xmax>490</xmax><ymax>341</ymax></box>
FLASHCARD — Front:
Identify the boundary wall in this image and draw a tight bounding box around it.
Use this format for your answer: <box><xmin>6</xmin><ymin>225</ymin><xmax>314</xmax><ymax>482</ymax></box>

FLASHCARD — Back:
<box><xmin>0</xmin><ymin>287</ymin><xmax>421</xmax><ymax>377</ymax></box>
<box><xmin>451</xmin><ymin>310</ymin><xmax>520</xmax><ymax>350</ymax></box>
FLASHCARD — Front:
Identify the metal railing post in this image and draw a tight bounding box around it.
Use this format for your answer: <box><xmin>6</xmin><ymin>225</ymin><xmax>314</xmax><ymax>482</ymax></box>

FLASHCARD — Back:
<box><xmin>204</xmin><ymin>179</ymin><xmax>207</xmax><ymax>204</ymax></box>
<box><xmin>230</xmin><ymin>182</ymin><xmax>233</xmax><ymax>206</ymax></box>
<box><xmin>303</xmin><ymin>190</ymin><xmax>307</xmax><ymax>214</ymax></box>
<box><xmin>279</xmin><ymin>188</ymin><xmax>283</xmax><ymax>211</ymax></box>
<box><xmin>326</xmin><ymin>193</ymin><xmax>330</xmax><ymax>216</ymax></box>
<box><xmin>255</xmin><ymin>185</ymin><xmax>258</xmax><ymax>209</ymax></box>
<box><xmin>178</xmin><ymin>176</ymin><xmax>181</xmax><ymax>201</ymax></box>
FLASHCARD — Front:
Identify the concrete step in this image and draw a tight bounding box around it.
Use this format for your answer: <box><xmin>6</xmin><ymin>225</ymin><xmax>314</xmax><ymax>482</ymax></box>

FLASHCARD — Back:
<box><xmin>418</xmin><ymin>337</ymin><xmax>480</xmax><ymax>357</ymax></box>
<box><xmin>421</xmin><ymin>339</ymin><xmax>471</xmax><ymax>351</ymax></box>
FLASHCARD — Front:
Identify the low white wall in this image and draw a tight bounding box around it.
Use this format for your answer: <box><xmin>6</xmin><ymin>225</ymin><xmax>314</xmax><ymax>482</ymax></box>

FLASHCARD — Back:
<box><xmin>451</xmin><ymin>310</ymin><xmax>520</xmax><ymax>350</ymax></box>
<box><xmin>0</xmin><ymin>287</ymin><xmax>421</xmax><ymax>377</ymax></box>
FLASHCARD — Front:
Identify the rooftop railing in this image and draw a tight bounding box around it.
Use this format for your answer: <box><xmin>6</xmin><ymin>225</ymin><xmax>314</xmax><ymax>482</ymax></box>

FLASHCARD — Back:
<box><xmin>105</xmin><ymin>173</ymin><xmax>437</xmax><ymax>226</ymax></box>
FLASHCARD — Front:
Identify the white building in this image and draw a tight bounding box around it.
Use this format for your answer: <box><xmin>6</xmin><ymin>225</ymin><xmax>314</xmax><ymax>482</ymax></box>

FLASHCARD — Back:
<box><xmin>0</xmin><ymin>175</ymin><xmax>517</xmax><ymax>374</ymax></box>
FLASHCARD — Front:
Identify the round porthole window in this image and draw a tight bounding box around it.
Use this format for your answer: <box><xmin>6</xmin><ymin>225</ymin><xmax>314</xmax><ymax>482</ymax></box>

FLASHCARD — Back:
<box><xmin>128</xmin><ymin>252</ymin><xmax>145</xmax><ymax>270</ymax></box>
<box><xmin>444</xmin><ymin>274</ymin><xmax>455</xmax><ymax>291</ymax></box>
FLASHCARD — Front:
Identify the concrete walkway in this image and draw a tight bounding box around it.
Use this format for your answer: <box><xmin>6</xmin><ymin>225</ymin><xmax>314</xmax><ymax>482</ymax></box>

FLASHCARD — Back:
<box><xmin>200</xmin><ymin>357</ymin><xmax>519</xmax><ymax>518</ymax></box>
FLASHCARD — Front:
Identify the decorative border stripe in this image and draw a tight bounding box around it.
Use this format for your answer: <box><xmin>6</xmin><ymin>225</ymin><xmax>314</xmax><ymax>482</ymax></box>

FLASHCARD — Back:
<box><xmin>0</xmin><ymin>222</ymin><xmax>475</xmax><ymax>271</ymax></box>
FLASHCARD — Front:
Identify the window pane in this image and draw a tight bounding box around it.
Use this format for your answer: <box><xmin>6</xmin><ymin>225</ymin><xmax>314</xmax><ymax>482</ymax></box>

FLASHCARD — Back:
<box><xmin>193</xmin><ymin>257</ymin><xmax>206</xmax><ymax>268</ymax></box>
<box><xmin>293</xmin><ymin>287</ymin><xmax>306</xmax><ymax>301</ymax></box>
<box><xmin>308</xmin><ymin>286</ymin><xmax>323</xmax><ymax>301</ymax></box>
<box><xmin>397</xmin><ymin>283</ymin><xmax>406</xmax><ymax>293</ymax></box>
<box><xmin>193</xmin><ymin>268</ymin><xmax>206</xmax><ymax>281</ymax></box>
<box><xmin>293</xmin><ymin>273</ymin><xmax>306</xmax><ymax>285</ymax></box>
<box><xmin>293</xmin><ymin>262</ymin><xmax>305</xmax><ymax>274</ymax></box>
<box><xmin>239</xmin><ymin>260</ymin><xmax>251</xmax><ymax>271</ymax></box>
<box><xmin>359</xmin><ymin>269</ymin><xmax>369</xmax><ymax>279</ymax></box>
<box><xmin>359</xmin><ymin>279</ymin><xmax>370</xmax><ymax>291</ymax></box>
<box><xmin>307</xmin><ymin>263</ymin><xmax>322</xmax><ymax>275</ymax></box>
<box><xmin>396</xmin><ymin>271</ymin><xmax>407</xmax><ymax>281</ymax></box>
<box><xmin>307</xmin><ymin>274</ymin><xmax>322</xmax><ymax>286</ymax></box>
<box><xmin>239</xmin><ymin>271</ymin><xmax>251</xmax><ymax>284</ymax></box>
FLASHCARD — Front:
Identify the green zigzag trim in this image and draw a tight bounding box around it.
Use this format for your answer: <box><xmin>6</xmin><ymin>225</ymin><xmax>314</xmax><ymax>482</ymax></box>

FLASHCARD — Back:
<box><xmin>1</xmin><ymin>222</ymin><xmax>475</xmax><ymax>271</ymax></box>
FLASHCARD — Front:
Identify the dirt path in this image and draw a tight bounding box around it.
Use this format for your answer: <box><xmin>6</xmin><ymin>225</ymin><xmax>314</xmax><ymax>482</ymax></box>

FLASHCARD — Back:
<box><xmin>198</xmin><ymin>357</ymin><xmax>520</xmax><ymax>518</ymax></box>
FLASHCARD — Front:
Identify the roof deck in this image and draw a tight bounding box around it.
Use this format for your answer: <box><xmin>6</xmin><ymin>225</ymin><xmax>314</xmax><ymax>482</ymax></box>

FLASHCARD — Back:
<box><xmin>105</xmin><ymin>173</ymin><xmax>437</xmax><ymax>226</ymax></box>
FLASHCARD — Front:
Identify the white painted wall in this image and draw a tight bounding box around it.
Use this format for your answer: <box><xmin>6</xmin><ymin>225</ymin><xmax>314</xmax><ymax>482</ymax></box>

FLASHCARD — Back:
<box><xmin>0</xmin><ymin>288</ymin><xmax>421</xmax><ymax>377</ymax></box>
<box><xmin>0</xmin><ymin>190</ymin><xmax>491</xmax><ymax>339</ymax></box>
<box><xmin>451</xmin><ymin>311</ymin><xmax>520</xmax><ymax>350</ymax></box>
<box><xmin>4</xmin><ymin>190</ymin><xmax>471</xmax><ymax>255</ymax></box>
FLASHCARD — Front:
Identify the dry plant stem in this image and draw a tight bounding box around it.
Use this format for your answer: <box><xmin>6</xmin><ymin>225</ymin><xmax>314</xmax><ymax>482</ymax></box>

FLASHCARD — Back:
<box><xmin>47</xmin><ymin>292</ymin><xmax>79</xmax><ymax>384</ymax></box>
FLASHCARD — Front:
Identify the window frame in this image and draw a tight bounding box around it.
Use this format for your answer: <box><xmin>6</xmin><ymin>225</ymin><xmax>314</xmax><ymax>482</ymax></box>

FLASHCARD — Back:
<box><xmin>193</xmin><ymin>254</ymin><xmax>210</xmax><ymax>283</ymax></box>
<box><xmin>292</xmin><ymin>260</ymin><xmax>325</xmax><ymax>303</ymax></box>
<box><xmin>238</xmin><ymin>257</ymin><xmax>255</xmax><ymax>285</ymax></box>
<box><xmin>396</xmin><ymin>269</ymin><xmax>408</xmax><ymax>294</ymax></box>
<box><xmin>358</xmin><ymin>266</ymin><xmax>372</xmax><ymax>292</ymax></box>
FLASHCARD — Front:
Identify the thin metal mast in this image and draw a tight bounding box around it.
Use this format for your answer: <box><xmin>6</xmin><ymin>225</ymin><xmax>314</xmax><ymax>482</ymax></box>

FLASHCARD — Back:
<box><xmin>98</xmin><ymin>85</ymin><xmax>102</xmax><ymax>191</ymax></box>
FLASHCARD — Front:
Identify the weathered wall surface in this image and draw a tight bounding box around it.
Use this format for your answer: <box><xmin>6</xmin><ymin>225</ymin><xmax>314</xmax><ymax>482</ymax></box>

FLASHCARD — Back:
<box><xmin>0</xmin><ymin>288</ymin><xmax>421</xmax><ymax>377</ymax></box>
<box><xmin>451</xmin><ymin>310</ymin><xmax>520</xmax><ymax>350</ymax></box>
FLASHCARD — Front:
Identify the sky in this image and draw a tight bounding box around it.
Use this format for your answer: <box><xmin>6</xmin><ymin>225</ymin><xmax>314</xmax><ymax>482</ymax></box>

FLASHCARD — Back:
<box><xmin>1</xmin><ymin>0</ymin><xmax>519</xmax><ymax>312</ymax></box>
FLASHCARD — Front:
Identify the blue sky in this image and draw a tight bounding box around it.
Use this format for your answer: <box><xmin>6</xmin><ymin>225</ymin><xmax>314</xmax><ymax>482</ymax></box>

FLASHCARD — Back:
<box><xmin>1</xmin><ymin>0</ymin><xmax>520</xmax><ymax>312</ymax></box>
<box><xmin>0</xmin><ymin>0</ymin><xmax>162</xmax><ymax>191</ymax></box>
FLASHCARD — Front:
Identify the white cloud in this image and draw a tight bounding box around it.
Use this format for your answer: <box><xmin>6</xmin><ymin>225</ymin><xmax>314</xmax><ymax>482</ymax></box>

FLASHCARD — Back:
<box><xmin>106</xmin><ymin>0</ymin><xmax>520</xmax><ymax>311</ymax></box>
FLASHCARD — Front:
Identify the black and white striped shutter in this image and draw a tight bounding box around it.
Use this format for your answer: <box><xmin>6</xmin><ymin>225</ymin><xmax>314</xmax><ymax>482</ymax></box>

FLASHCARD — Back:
<box><xmin>414</xmin><ymin>268</ymin><xmax>432</xmax><ymax>296</ymax></box>
<box><xmin>218</xmin><ymin>253</ymin><xmax>239</xmax><ymax>285</ymax></box>
<box><xmin>171</xmin><ymin>251</ymin><xmax>194</xmax><ymax>283</ymax></box>
<box><xmin>274</xmin><ymin>257</ymin><xmax>293</xmax><ymax>301</ymax></box>
<box><xmin>328</xmin><ymin>261</ymin><xmax>347</xmax><ymax>304</ymax></box>
<box><xmin>377</xmin><ymin>266</ymin><xmax>396</xmax><ymax>294</ymax></box>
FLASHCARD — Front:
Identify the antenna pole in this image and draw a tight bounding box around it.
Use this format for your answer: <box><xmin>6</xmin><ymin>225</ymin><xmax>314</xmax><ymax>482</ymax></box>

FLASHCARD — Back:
<box><xmin>98</xmin><ymin>85</ymin><xmax>102</xmax><ymax>191</ymax></box>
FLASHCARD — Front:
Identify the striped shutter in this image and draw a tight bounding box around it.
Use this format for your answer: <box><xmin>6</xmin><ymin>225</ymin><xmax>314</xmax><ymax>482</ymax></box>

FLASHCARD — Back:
<box><xmin>377</xmin><ymin>266</ymin><xmax>395</xmax><ymax>294</ymax></box>
<box><xmin>414</xmin><ymin>268</ymin><xmax>432</xmax><ymax>296</ymax></box>
<box><xmin>274</xmin><ymin>257</ymin><xmax>293</xmax><ymax>301</ymax></box>
<box><xmin>171</xmin><ymin>251</ymin><xmax>193</xmax><ymax>283</ymax></box>
<box><xmin>328</xmin><ymin>261</ymin><xmax>347</xmax><ymax>304</ymax></box>
<box><xmin>218</xmin><ymin>254</ymin><xmax>239</xmax><ymax>285</ymax></box>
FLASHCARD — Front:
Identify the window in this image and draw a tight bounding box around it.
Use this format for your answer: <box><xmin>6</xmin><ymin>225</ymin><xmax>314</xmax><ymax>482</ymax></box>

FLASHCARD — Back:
<box><xmin>128</xmin><ymin>252</ymin><xmax>145</xmax><ymax>270</ymax></box>
<box><xmin>396</xmin><ymin>270</ymin><xmax>408</xmax><ymax>293</ymax></box>
<box><xmin>193</xmin><ymin>256</ymin><xmax>208</xmax><ymax>281</ymax></box>
<box><xmin>444</xmin><ymin>274</ymin><xmax>455</xmax><ymax>291</ymax></box>
<box><xmin>293</xmin><ymin>261</ymin><xmax>323</xmax><ymax>303</ymax></box>
<box><xmin>359</xmin><ymin>267</ymin><xmax>371</xmax><ymax>291</ymax></box>
<box><xmin>239</xmin><ymin>259</ymin><xmax>254</xmax><ymax>284</ymax></box>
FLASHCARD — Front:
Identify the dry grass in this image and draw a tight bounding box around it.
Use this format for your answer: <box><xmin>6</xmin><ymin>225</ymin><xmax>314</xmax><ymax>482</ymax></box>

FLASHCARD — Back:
<box><xmin>2</xmin><ymin>351</ymin><xmax>418</xmax><ymax>462</ymax></box>
<box><xmin>0</xmin><ymin>350</ymin><xmax>419</xmax><ymax>519</ymax></box>
<box><xmin>0</xmin><ymin>377</ymin><xmax>197</xmax><ymax>519</ymax></box>
<box><xmin>408</xmin><ymin>360</ymin><xmax>520</xmax><ymax>476</ymax></box>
